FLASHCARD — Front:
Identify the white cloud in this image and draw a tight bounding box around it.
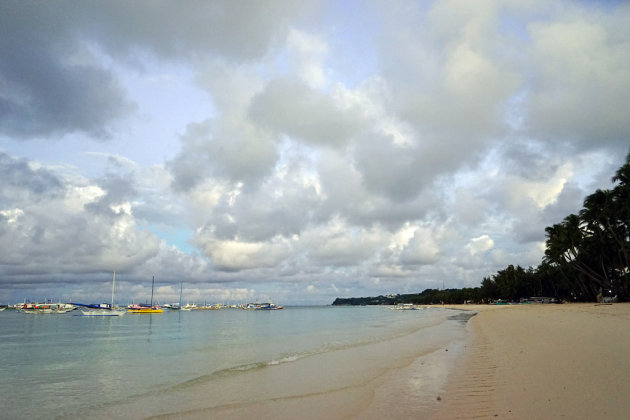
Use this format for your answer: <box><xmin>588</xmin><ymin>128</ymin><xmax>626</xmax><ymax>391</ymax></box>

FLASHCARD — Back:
<box><xmin>399</xmin><ymin>224</ymin><xmax>442</xmax><ymax>266</ymax></box>
<box><xmin>466</xmin><ymin>235</ymin><xmax>495</xmax><ymax>256</ymax></box>
<box><xmin>527</xmin><ymin>10</ymin><xmax>630</xmax><ymax>144</ymax></box>
<box><xmin>287</xmin><ymin>28</ymin><xmax>330</xmax><ymax>88</ymax></box>
<box><xmin>195</xmin><ymin>234</ymin><xmax>290</xmax><ymax>272</ymax></box>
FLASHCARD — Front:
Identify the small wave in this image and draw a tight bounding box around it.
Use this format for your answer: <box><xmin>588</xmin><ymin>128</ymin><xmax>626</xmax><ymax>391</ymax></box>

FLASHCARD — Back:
<box><xmin>172</xmin><ymin>350</ymin><xmax>315</xmax><ymax>391</ymax></box>
<box><xmin>268</xmin><ymin>354</ymin><xmax>300</xmax><ymax>365</ymax></box>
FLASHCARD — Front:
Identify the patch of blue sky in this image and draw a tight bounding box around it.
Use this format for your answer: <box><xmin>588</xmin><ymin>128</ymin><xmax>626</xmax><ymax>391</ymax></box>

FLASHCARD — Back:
<box><xmin>116</xmin><ymin>61</ymin><xmax>215</xmax><ymax>166</ymax></box>
<box><xmin>498</xmin><ymin>13</ymin><xmax>531</xmax><ymax>42</ymax></box>
<box><xmin>147</xmin><ymin>224</ymin><xmax>196</xmax><ymax>254</ymax></box>
<box><xmin>318</xmin><ymin>0</ymin><xmax>382</xmax><ymax>89</ymax></box>
<box><xmin>577</xmin><ymin>0</ymin><xmax>626</xmax><ymax>12</ymax></box>
<box><xmin>503</xmin><ymin>89</ymin><xmax>528</xmax><ymax>131</ymax></box>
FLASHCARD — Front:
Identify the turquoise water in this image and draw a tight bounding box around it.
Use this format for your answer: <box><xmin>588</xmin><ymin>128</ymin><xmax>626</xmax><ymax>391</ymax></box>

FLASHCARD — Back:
<box><xmin>0</xmin><ymin>306</ymin><xmax>470</xmax><ymax>419</ymax></box>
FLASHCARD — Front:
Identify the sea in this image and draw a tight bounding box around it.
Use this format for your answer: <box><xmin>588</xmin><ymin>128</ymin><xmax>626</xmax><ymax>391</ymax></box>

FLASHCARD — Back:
<box><xmin>0</xmin><ymin>306</ymin><xmax>475</xmax><ymax>419</ymax></box>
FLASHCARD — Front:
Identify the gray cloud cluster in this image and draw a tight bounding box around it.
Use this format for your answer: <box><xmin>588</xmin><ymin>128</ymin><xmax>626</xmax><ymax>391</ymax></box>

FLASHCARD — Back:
<box><xmin>0</xmin><ymin>0</ymin><xmax>310</xmax><ymax>139</ymax></box>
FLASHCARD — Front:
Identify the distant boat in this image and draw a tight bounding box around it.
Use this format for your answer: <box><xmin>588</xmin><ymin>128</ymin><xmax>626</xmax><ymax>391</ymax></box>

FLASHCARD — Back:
<box><xmin>180</xmin><ymin>303</ymin><xmax>197</xmax><ymax>311</ymax></box>
<box><xmin>162</xmin><ymin>281</ymin><xmax>184</xmax><ymax>310</ymax></box>
<box><xmin>76</xmin><ymin>272</ymin><xmax>126</xmax><ymax>316</ymax></box>
<box><xmin>128</xmin><ymin>276</ymin><xmax>163</xmax><ymax>314</ymax></box>
<box><xmin>390</xmin><ymin>303</ymin><xmax>420</xmax><ymax>310</ymax></box>
<box><xmin>17</xmin><ymin>301</ymin><xmax>75</xmax><ymax>314</ymax></box>
<box><xmin>246</xmin><ymin>302</ymin><xmax>284</xmax><ymax>310</ymax></box>
<box><xmin>127</xmin><ymin>306</ymin><xmax>163</xmax><ymax>314</ymax></box>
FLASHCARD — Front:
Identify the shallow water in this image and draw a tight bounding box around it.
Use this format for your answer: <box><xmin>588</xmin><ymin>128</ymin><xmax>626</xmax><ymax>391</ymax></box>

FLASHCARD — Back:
<box><xmin>0</xmin><ymin>306</ymin><xmax>472</xmax><ymax>419</ymax></box>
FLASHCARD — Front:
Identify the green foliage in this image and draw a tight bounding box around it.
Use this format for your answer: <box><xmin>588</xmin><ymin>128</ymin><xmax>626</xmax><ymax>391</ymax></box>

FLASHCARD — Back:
<box><xmin>543</xmin><ymin>151</ymin><xmax>630</xmax><ymax>301</ymax></box>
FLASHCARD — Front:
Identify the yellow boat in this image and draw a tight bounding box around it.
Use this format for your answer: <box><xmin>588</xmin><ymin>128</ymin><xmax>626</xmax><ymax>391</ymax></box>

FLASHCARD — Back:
<box><xmin>129</xmin><ymin>275</ymin><xmax>163</xmax><ymax>314</ymax></box>
<box><xmin>128</xmin><ymin>307</ymin><xmax>163</xmax><ymax>314</ymax></box>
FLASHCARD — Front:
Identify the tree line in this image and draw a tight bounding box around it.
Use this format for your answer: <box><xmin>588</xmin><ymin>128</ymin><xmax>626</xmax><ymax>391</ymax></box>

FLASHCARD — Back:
<box><xmin>334</xmin><ymin>151</ymin><xmax>630</xmax><ymax>305</ymax></box>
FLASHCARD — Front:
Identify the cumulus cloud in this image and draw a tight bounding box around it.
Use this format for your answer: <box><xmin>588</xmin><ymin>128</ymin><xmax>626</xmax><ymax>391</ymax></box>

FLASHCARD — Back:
<box><xmin>170</xmin><ymin>118</ymin><xmax>278</xmax><ymax>191</ymax></box>
<box><xmin>249</xmin><ymin>77</ymin><xmax>362</xmax><ymax>147</ymax></box>
<box><xmin>399</xmin><ymin>224</ymin><xmax>442</xmax><ymax>266</ymax></box>
<box><xmin>0</xmin><ymin>152</ymin><xmax>206</xmax><ymax>286</ymax></box>
<box><xmin>526</xmin><ymin>8</ymin><xmax>630</xmax><ymax>145</ymax></box>
<box><xmin>0</xmin><ymin>3</ymin><xmax>134</xmax><ymax>139</ymax></box>
<box><xmin>195</xmin><ymin>234</ymin><xmax>290</xmax><ymax>272</ymax></box>
<box><xmin>466</xmin><ymin>235</ymin><xmax>495</xmax><ymax>256</ymax></box>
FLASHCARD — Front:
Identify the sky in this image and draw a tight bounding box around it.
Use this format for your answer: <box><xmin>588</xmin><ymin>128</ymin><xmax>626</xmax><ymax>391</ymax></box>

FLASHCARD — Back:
<box><xmin>1</xmin><ymin>0</ymin><xmax>629</xmax><ymax>305</ymax></box>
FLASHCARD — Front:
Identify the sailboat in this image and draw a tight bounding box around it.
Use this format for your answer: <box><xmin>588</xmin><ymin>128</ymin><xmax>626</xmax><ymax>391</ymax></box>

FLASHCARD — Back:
<box><xmin>128</xmin><ymin>276</ymin><xmax>163</xmax><ymax>314</ymax></box>
<box><xmin>76</xmin><ymin>272</ymin><xmax>126</xmax><ymax>316</ymax></box>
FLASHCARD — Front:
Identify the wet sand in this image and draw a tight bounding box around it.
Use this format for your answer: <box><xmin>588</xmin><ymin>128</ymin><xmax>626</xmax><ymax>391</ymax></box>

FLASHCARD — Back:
<box><xmin>433</xmin><ymin>303</ymin><xmax>630</xmax><ymax>419</ymax></box>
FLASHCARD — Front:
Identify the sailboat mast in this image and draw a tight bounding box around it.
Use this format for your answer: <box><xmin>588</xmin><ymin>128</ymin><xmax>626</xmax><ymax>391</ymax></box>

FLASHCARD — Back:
<box><xmin>150</xmin><ymin>275</ymin><xmax>155</xmax><ymax>307</ymax></box>
<box><xmin>179</xmin><ymin>281</ymin><xmax>183</xmax><ymax>308</ymax></box>
<box><xmin>111</xmin><ymin>271</ymin><xmax>116</xmax><ymax>308</ymax></box>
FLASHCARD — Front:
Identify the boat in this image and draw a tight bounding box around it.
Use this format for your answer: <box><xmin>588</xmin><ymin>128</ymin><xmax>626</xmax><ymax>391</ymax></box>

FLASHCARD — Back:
<box><xmin>128</xmin><ymin>276</ymin><xmax>163</xmax><ymax>314</ymax></box>
<box><xmin>162</xmin><ymin>281</ymin><xmax>184</xmax><ymax>310</ymax></box>
<box><xmin>245</xmin><ymin>302</ymin><xmax>284</xmax><ymax>310</ymax></box>
<box><xmin>17</xmin><ymin>301</ymin><xmax>75</xmax><ymax>314</ymax></box>
<box><xmin>180</xmin><ymin>303</ymin><xmax>197</xmax><ymax>311</ymax></box>
<box><xmin>79</xmin><ymin>305</ymin><xmax>126</xmax><ymax>316</ymax></box>
<box><xmin>195</xmin><ymin>303</ymin><xmax>223</xmax><ymax>310</ymax></box>
<box><xmin>127</xmin><ymin>305</ymin><xmax>163</xmax><ymax>314</ymax></box>
<box><xmin>75</xmin><ymin>272</ymin><xmax>126</xmax><ymax>316</ymax></box>
<box><xmin>390</xmin><ymin>303</ymin><xmax>420</xmax><ymax>310</ymax></box>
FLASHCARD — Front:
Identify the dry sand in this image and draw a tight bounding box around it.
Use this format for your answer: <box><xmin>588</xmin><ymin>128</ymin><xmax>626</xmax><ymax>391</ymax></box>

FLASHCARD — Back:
<box><xmin>432</xmin><ymin>303</ymin><xmax>630</xmax><ymax>419</ymax></box>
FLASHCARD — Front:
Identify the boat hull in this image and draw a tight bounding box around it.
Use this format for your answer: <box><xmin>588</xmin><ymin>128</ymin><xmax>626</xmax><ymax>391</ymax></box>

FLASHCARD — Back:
<box><xmin>128</xmin><ymin>308</ymin><xmax>163</xmax><ymax>314</ymax></box>
<box><xmin>79</xmin><ymin>309</ymin><xmax>126</xmax><ymax>316</ymax></box>
<box><xmin>17</xmin><ymin>303</ymin><xmax>75</xmax><ymax>314</ymax></box>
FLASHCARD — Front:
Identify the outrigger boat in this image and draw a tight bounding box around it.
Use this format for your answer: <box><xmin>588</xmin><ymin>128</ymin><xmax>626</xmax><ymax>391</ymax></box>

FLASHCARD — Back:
<box><xmin>17</xmin><ymin>301</ymin><xmax>75</xmax><ymax>314</ymax></box>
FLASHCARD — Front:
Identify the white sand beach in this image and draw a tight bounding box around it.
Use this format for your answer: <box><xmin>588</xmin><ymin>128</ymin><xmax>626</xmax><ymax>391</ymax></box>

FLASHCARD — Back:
<box><xmin>432</xmin><ymin>303</ymin><xmax>630</xmax><ymax>419</ymax></box>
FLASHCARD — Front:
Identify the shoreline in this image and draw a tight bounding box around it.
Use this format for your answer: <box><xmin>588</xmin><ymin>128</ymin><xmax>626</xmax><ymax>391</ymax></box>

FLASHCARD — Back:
<box><xmin>89</xmin><ymin>307</ymin><xmax>470</xmax><ymax>419</ymax></box>
<box><xmin>432</xmin><ymin>303</ymin><xmax>630</xmax><ymax>419</ymax></box>
<box><xmin>84</xmin><ymin>303</ymin><xmax>630</xmax><ymax>419</ymax></box>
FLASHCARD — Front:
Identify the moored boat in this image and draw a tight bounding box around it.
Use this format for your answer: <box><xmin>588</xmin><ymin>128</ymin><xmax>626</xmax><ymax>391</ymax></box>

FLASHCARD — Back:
<box><xmin>17</xmin><ymin>302</ymin><xmax>75</xmax><ymax>314</ymax></box>
<box><xmin>390</xmin><ymin>303</ymin><xmax>420</xmax><ymax>310</ymax></box>
<box><xmin>128</xmin><ymin>306</ymin><xmax>163</xmax><ymax>314</ymax></box>
<box><xmin>128</xmin><ymin>275</ymin><xmax>163</xmax><ymax>314</ymax></box>
<box><xmin>75</xmin><ymin>272</ymin><xmax>126</xmax><ymax>316</ymax></box>
<box><xmin>80</xmin><ymin>307</ymin><xmax>127</xmax><ymax>316</ymax></box>
<box><xmin>246</xmin><ymin>302</ymin><xmax>284</xmax><ymax>310</ymax></box>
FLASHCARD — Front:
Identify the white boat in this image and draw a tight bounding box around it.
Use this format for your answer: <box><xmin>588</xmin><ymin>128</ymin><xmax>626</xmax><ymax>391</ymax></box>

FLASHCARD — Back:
<box><xmin>180</xmin><ymin>303</ymin><xmax>197</xmax><ymax>311</ymax></box>
<box><xmin>17</xmin><ymin>302</ymin><xmax>75</xmax><ymax>314</ymax></box>
<box><xmin>81</xmin><ymin>307</ymin><xmax>126</xmax><ymax>316</ymax></box>
<box><xmin>77</xmin><ymin>272</ymin><xmax>125</xmax><ymax>316</ymax></box>
<box><xmin>245</xmin><ymin>302</ymin><xmax>284</xmax><ymax>310</ymax></box>
<box><xmin>390</xmin><ymin>303</ymin><xmax>420</xmax><ymax>310</ymax></box>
